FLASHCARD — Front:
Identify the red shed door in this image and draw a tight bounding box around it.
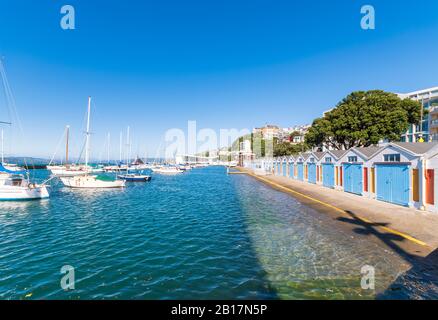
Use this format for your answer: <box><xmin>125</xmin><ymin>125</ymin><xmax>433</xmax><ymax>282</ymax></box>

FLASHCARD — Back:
<box><xmin>426</xmin><ymin>169</ymin><xmax>434</xmax><ymax>205</ymax></box>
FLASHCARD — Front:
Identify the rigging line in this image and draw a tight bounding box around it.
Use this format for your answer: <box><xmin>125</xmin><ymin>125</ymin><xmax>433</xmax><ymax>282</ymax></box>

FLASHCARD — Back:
<box><xmin>154</xmin><ymin>137</ymin><xmax>164</xmax><ymax>164</ymax></box>
<box><xmin>0</xmin><ymin>62</ymin><xmax>13</xmax><ymax>124</ymax></box>
<box><xmin>97</xmin><ymin>135</ymin><xmax>108</xmax><ymax>164</ymax></box>
<box><xmin>76</xmin><ymin>139</ymin><xmax>86</xmax><ymax>165</ymax></box>
<box><xmin>0</xmin><ymin>59</ymin><xmax>33</xmax><ymax>172</ymax></box>
<box><xmin>75</xmin><ymin>99</ymin><xmax>90</xmax><ymax>165</ymax></box>
<box><xmin>48</xmin><ymin>127</ymin><xmax>67</xmax><ymax>166</ymax></box>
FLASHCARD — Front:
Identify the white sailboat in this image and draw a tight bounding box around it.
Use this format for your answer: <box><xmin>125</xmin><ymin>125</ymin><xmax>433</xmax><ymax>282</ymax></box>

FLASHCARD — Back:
<box><xmin>0</xmin><ymin>58</ymin><xmax>49</xmax><ymax>200</ymax></box>
<box><xmin>0</xmin><ymin>170</ymin><xmax>50</xmax><ymax>200</ymax></box>
<box><xmin>60</xmin><ymin>97</ymin><xmax>125</xmax><ymax>189</ymax></box>
<box><xmin>48</xmin><ymin>126</ymin><xmax>90</xmax><ymax>177</ymax></box>
<box><xmin>117</xmin><ymin>127</ymin><xmax>151</xmax><ymax>182</ymax></box>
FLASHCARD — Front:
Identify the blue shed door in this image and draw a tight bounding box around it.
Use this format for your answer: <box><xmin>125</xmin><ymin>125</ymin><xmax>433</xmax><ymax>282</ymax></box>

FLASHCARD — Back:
<box><xmin>322</xmin><ymin>164</ymin><xmax>335</xmax><ymax>188</ymax></box>
<box><xmin>308</xmin><ymin>163</ymin><xmax>316</xmax><ymax>184</ymax></box>
<box><xmin>276</xmin><ymin>163</ymin><xmax>281</xmax><ymax>176</ymax></box>
<box><xmin>289</xmin><ymin>163</ymin><xmax>294</xmax><ymax>179</ymax></box>
<box><xmin>376</xmin><ymin>164</ymin><xmax>410</xmax><ymax>206</ymax></box>
<box><xmin>297</xmin><ymin>163</ymin><xmax>304</xmax><ymax>181</ymax></box>
<box><xmin>282</xmin><ymin>163</ymin><xmax>287</xmax><ymax>177</ymax></box>
<box><xmin>343</xmin><ymin>164</ymin><xmax>363</xmax><ymax>195</ymax></box>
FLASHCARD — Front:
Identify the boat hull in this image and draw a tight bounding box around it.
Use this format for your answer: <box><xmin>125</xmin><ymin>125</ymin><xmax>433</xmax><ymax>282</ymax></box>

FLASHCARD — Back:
<box><xmin>50</xmin><ymin>169</ymin><xmax>88</xmax><ymax>177</ymax></box>
<box><xmin>60</xmin><ymin>176</ymin><xmax>125</xmax><ymax>188</ymax></box>
<box><xmin>152</xmin><ymin>167</ymin><xmax>184</xmax><ymax>174</ymax></box>
<box><xmin>117</xmin><ymin>175</ymin><xmax>151</xmax><ymax>182</ymax></box>
<box><xmin>0</xmin><ymin>185</ymin><xmax>49</xmax><ymax>200</ymax></box>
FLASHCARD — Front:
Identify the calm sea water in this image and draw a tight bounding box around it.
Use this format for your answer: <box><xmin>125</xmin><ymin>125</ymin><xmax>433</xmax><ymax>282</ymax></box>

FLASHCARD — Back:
<box><xmin>0</xmin><ymin>166</ymin><xmax>435</xmax><ymax>299</ymax></box>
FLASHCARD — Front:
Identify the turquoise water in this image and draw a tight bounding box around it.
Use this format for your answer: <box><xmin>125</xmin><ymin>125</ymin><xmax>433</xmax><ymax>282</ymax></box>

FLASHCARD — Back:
<box><xmin>0</xmin><ymin>167</ymin><xmax>434</xmax><ymax>299</ymax></box>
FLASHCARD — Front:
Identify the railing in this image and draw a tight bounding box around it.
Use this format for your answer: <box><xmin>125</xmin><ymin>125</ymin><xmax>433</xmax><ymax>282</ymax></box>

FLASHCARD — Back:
<box><xmin>428</xmin><ymin>105</ymin><xmax>438</xmax><ymax>114</ymax></box>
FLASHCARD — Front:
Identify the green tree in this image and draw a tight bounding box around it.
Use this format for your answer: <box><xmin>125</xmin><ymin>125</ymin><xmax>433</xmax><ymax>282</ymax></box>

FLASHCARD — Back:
<box><xmin>273</xmin><ymin>137</ymin><xmax>309</xmax><ymax>157</ymax></box>
<box><xmin>305</xmin><ymin>90</ymin><xmax>422</xmax><ymax>149</ymax></box>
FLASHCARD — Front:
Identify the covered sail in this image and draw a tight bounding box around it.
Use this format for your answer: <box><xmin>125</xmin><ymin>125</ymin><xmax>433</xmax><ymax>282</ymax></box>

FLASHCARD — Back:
<box><xmin>0</xmin><ymin>163</ymin><xmax>26</xmax><ymax>174</ymax></box>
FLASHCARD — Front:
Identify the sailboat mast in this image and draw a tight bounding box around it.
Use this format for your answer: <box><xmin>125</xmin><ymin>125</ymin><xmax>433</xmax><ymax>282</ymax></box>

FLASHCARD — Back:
<box><xmin>0</xmin><ymin>129</ymin><xmax>4</xmax><ymax>164</ymax></box>
<box><xmin>107</xmin><ymin>132</ymin><xmax>110</xmax><ymax>164</ymax></box>
<box><xmin>119</xmin><ymin>131</ymin><xmax>122</xmax><ymax>163</ymax></box>
<box><xmin>1</xmin><ymin>129</ymin><xmax>4</xmax><ymax>164</ymax></box>
<box><xmin>65</xmin><ymin>125</ymin><xmax>70</xmax><ymax>165</ymax></box>
<box><xmin>85</xmin><ymin>96</ymin><xmax>91</xmax><ymax>168</ymax></box>
<box><xmin>126</xmin><ymin>126</ymin><xmax>130</xmax><ymax>167</ymax></box>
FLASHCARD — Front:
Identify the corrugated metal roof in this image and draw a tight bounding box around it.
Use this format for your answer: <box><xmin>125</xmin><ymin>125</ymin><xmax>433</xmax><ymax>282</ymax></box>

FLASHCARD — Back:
<box><xmin>354</xmin><ymin>146</ymin><xmax>384</xmax><ymax>159</ymax></box>
<box><xmin>392</xmin><ymin>142</ymin><xmax>438</xmax><ymax>155</ymax></box>
<box><xmin>330</xmin><ymin>150</ymin><xmax>348</xmax><ymax>159</ymax></box>
<box><xmin>312</xmin><ymin>151</ymin><xmax>326</xmax><ymax>160</ymax></box>
<box><xmin>300</xmin><ymin>152</ymin><xmax>312</xmax><ymax>160</ymax></box>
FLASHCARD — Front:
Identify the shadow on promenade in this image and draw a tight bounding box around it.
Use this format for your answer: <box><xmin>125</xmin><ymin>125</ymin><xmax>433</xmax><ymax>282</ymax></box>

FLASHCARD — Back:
<box><xmin>337</xmin><ymin>210</ymin><xmax>438</xmax><ymax>299</ymax></box>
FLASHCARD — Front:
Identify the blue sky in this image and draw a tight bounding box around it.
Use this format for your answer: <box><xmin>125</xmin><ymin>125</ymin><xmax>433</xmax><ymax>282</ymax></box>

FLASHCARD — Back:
<box><xmin>0</xmin><ymin>0</ymin><xmax>438</xmax><ymax>159</ymax></box>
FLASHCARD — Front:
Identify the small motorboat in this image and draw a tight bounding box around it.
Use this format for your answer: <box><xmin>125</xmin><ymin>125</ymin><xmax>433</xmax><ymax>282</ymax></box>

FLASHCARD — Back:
<box><xmin>117</xmin><ymin>173</ymin><xmax>151</xmax><ymax>182</ymax></box>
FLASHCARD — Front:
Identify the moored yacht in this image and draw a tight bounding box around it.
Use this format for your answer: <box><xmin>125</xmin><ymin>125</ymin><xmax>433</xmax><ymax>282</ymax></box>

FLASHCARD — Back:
<box><xmin>117</xmin><ymin>173</ymin><xmax>151</xmax><ymax>182</ymax></box>
<box><xmin>60</xmin><ymin>97</ymin><xmax>125</xmax><ymax>189</ymax></box>
<box><xmin>0</xmin><ymin>166</ymin><xmax>49</xmax><ymax>200</ymax></box>
<box><xmin>60</xmin><ymin>174</ymin><xmax>125</xmax><ymax>188</ymax></box>
<box><xmin>0</xmin><ymin>58</ymin><xmax>49</xmax><ymax>201</ymax></box>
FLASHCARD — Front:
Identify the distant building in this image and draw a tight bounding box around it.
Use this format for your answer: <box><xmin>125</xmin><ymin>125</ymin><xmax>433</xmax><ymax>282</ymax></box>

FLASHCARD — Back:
<box><xmin>238</xmin><ymin>139</ymin><xmax>254</xmax><ymax>165</ymax></box>
<box><xmin>284</xmin><ymin>125</ymin><xmax>310</xmax><ymax>144</ymax></box>
<box><xmin>397</xmin><ymin>87</ymin><xmax>438</xmax><ymax>142</ymax></box>
<box><xmin>252</xmin><ymin>124</ymin><xmax>310</xmax><ymax>144</ymax></box>
<box><xmin>253</xmin><ymin>124</ymin><xmax>280</xmax><ymax>139</ymax></box>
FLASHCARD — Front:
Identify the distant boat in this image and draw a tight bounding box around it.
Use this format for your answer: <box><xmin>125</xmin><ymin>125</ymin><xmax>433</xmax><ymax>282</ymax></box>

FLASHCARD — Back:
<box><xmin>152</xmin><ymin>166</ymin><xmax>184</xmax><ymax>174</ymax></box>
<box><xmin>178</xmin><ymin>164</ymin><xmax>192</xmax><ymax>171</ymax></box>
<box><xmin>60</xmin><ymin>97</ymin><xmax>125</xmax><ymax>189</ymax></box>
<box><xmin>117</xmin><ymin>173</ymin><xmax>151</xmax><ymax>182</ymax></box>
<box><xmin>48</xmin><ymin>164</ymin><xmax>89</xmax><ymax>177</ymax></box>
<box><xmin>116</xmin><ymin>130</ymin><xmax>151</xmax><ymax>182</ymax></box>
<box><xmin>1</xmin><ymin>129</ymin><xmax>25</xmax><ymax>172</ymax></box>
<box><xmin>48</xmin><ymin>126</ymin><xmax>91</xmax><ymax>177</ymax></box>
<box><xmin>194</xmin><ymin>163</ymin><xmax>209</xmax><ymax>168</ymax></box>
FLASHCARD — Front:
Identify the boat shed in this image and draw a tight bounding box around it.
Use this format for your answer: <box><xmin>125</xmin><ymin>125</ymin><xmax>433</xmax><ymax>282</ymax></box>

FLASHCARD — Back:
<box><xmin>305</xmin><ymin>151</ymin><xmax>325</xmax><ymax>184</ymax></box>
<box><xmin>321</xmin><ymin>150</ymin><xmax>347</xmax><ymax>189</ymax></box>
<box><xmin>274</xmin><ymin>157</ymin><xmax>281</xmax><ymax>176</ymax></box>
<box><xmin>295</xmin><ymin>153</ymin><xmax>307</xmax><ymax>181</ymax></box>
<box><xmin>337</xmin><ymin>146</ymin><xmax>383</xmax><ymax>196</ymax></box>
<box><xmin>315</xmin><ymin>151</ymin><xmax>327</xmax><ymax>185</ymax></box>
<box><xmin>301</xmin><ymin>152</ymin><xmax>312</xmax><ymax>182</ymax></box>
<box><xmin>368</xmin><ymin>142</ymin><xmax>438</xmax><ymax>208</ymax></box>
<box><xmin>281</xmin><ymin>157</ymin><xmax>288</xmax><ymax>177</ymax></box>
<box><xmin>288</xmin><ymin>155</ymin><xmax>296</xmax><ymax>179</ymax></box>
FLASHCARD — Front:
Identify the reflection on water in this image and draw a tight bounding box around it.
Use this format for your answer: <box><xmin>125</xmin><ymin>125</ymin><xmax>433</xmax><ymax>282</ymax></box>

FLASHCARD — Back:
<box><xmin>0</xmin><ymin>199</ymin><xmax>50</xmax><ymax>225</ymax></box>
<box><xmin>0</xmin><ymin>168</ymin><xmax>435</xmax><ymax>299</ymax></box>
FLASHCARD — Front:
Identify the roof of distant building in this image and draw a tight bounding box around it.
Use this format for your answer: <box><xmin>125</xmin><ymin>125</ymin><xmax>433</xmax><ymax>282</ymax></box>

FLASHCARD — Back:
<box><xmin>312</xmin><ymin>151</ymin><xmax>325</xmax><ymax>160</ymax></box>
<box><xmin>392</xmin><ymin>142</ymin><xmax>438</xmax><ymax>155</ymax></box>
<box><xmin>329</xmin><ymin>149</ymin><xmax>348</xmax><ymax>159</ymax></box>
<box><xmin>353</xmin><ymin>146</ymin><xmax>384</xmax><ymax>159</ymax></box>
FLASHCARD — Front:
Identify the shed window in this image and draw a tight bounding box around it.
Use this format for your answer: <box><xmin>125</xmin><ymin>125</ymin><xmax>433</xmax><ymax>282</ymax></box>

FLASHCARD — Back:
<box><xmin>384</xmin><ymin>154</ymin><xmax>401</xmax><ymax>162</ymax></box>
<box><xmin>325</xmin><ymin>157</ymin><xmax>332</xmax><ymax>163</ymax></box>
<box><xmin>310</xmin><ymin>157</ymin><xmax>315</xmax><ymax>163</ymax></box>
<box><xmin>348</xmin><ymin>156</ymin><xmax>358</xmax><ymax>163</ymax></box>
